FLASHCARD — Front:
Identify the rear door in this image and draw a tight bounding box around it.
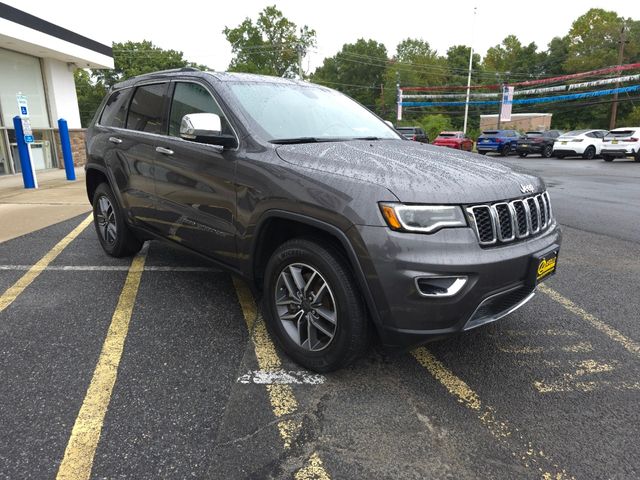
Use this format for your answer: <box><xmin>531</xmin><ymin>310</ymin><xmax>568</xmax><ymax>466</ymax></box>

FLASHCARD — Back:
<box><xmin>152</xmin><ymin>80</ymin><xmax>238</xmax><ymax>263</ymax></box>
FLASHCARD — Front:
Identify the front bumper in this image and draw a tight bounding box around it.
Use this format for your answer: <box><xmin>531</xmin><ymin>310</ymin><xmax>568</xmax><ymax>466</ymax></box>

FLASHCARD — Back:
<box><xmin>352</xmin><ymin>223</ymin><xmax>561</xmax><ymax>348</ymax></box>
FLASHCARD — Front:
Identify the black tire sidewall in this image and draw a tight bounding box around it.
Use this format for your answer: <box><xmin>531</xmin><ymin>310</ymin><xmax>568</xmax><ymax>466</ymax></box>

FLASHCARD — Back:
<box><xmin>92</xmin><ymin>183</ymin><xmax>139</xmax><ymax>257</ymax></box>
<box><xmin>543</xmin><ymin>145</ymin><xmax>553</xmax><ymax>158</ymax></box>
<box><xmin>583</xmin><ymin>146</ymin><xmax>595</xmax><ymax>160</ymax></box>
<box><xmin>263</xmin><ymin>240</ymin><xmax>366</xmax><ymax>372</ymax></box>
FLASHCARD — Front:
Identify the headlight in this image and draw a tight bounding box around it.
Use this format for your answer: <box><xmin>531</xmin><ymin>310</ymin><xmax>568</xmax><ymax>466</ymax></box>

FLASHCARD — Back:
<box><xmin>379</xmin><ymin>203</ymin><xmax>467</xmax><ymax>233</ymax></box>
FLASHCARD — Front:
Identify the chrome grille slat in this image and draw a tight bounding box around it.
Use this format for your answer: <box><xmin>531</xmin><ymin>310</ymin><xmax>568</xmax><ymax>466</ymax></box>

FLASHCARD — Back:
<box><xmin>468</xmin><ymin>192</ymin><xmax>553</xmax><ymax>246</ymax></box>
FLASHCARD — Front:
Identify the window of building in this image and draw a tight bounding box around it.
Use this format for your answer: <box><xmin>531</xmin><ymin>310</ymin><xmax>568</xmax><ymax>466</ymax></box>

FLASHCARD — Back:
<box><xmin>126</xmin><ymin>83</ymin><xmax>168</xmax><ymax>134</ymax></box>
<box><xmin>0</xmin><ymin>48</ymin><xmax>50</xmax><ymax>129</ymax></box>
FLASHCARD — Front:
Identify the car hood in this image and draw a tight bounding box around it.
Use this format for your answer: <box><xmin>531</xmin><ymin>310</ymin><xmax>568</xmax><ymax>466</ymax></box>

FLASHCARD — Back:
<box><xmin>275</xmin><ymin>140</ymin><xmax>544</xmax><ymax>204</ymax></box>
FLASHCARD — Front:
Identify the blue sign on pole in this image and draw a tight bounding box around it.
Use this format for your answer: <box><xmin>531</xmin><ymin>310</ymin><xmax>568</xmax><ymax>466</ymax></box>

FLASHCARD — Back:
<box><xmin>20</xmin><ymin>106</ymin><xmax>28</xmax><ymax>115</ymax></box>
<box><xmin>24</xmin><ymin>134</ymin><xmax>34</xmax><ymax>143</ymax></box>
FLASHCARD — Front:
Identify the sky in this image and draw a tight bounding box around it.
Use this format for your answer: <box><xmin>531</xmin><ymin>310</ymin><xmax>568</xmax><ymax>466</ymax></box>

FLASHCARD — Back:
<box><xmin>5</xmin><ymin>0</ymin><xmax>637</xmax><ymax>73</ymax></box>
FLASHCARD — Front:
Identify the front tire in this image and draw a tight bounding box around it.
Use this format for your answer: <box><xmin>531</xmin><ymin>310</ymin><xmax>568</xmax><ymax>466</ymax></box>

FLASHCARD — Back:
<box><xmin>603</xmin><ymin>155</ymin><xmax>614</xmax><ymax>162</ymax></box>
<box><xmin>542</xmin><ymin>145</ymin><xmax>553</xmax><ymax>158</ymax></box>
<box><xmin>263</xmin><ymin>238</ymin><xmax>369</xmax><ymax>372</ymax></box>
<box><xmin>92</xmin><ymin>183</ymin><xmax>142</xmax><ymax>257</ymax></box>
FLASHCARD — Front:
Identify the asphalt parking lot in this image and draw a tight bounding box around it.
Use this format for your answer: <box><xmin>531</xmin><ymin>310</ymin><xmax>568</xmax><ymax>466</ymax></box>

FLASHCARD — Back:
<box><xmin>1</xmin><ymin>156</ymin><xmax>639</xmax><ymax>479</ymax></box>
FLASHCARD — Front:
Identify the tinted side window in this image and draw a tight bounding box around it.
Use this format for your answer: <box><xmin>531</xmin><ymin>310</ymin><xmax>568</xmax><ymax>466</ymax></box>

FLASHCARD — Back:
<box><xmin>126</xmin><ymin>83</ymin><xmax>168</xmax><ymax>134</ymax></box>
<box><xmin>169</xmin><ymin>82</ymin><xmax>232</xmax><ymax>137</ymax></box>
<box><xmin>100</xmin><ymin>88</ymin><xmax>132</xmax><ymax>128</ymax></box>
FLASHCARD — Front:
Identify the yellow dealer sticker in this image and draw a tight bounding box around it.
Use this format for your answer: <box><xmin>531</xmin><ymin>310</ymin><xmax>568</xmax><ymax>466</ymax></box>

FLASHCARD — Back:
<box><xmin>537</xmin><ymin>255</ymin><xmax>557</xmax><ymax>281</ymax></box>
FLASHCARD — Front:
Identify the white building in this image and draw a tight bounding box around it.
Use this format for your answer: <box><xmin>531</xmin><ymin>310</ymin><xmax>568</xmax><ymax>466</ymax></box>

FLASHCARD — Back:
<box><xmin>0</xmin><ymin>4</ymin><xmax>113</xmax><ymax>175</ymax></box>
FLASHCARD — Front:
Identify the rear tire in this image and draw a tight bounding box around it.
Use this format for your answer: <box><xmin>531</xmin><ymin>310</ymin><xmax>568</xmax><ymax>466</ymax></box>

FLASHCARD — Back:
<box><xmin>263</xmin><ymin>238</ymin><xmax>369</xmax><ymax>372</ymax></box>
<box><xmin>603</xmin><ymin>155</ymin><xmax>614</xmax><ymax>162</ymax></box>
<box><xmin>478</xmin><ymin>151</ymin><xmax>487</xmax><ymax>155</ymax></box>
<box><xmin>518</xmin><ymin>152</ymin><xmax>528</xmax><ymax>158</ymax></box>
<box><xmin>542</xmin><ymin>145</ymin><xmax>553</xmax><ymax>158</ymax></box>
<box><xmin>582</xmin><ymin>146</ymin><xmax>596</xmax><ymax>160</ymax></box>
<box><xmin>92</xmin><ymin>183</ymin><xmax>143</xmax><ymax>257</ymax></box>
<box><xmin>500</xmin><ymin>144</ymin><xmax>511</xmax><ymax>157</ymax></box>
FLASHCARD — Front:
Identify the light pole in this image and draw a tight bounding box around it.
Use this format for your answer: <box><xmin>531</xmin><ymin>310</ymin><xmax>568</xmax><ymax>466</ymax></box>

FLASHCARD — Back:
<box><xmin>462</xmin><ymin>6</ymin><xmax>477</xmax><ymax>134</ymax></box>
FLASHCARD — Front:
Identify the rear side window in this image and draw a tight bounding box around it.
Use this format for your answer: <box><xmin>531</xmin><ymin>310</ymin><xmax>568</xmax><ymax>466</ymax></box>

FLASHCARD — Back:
<box><xmin>169</xmin><ymin>82</ymin><xmax>232</xmax><ymax>137</ymax></box>
<box><xmin>126</xmin><ymin>83</ymin><xmax>168</xmax><ymax>134</ymax></box>
<box><xmin>100</xmin><ymin>88</ymin><xmax>132</xmax><ymax>128</ymax></box>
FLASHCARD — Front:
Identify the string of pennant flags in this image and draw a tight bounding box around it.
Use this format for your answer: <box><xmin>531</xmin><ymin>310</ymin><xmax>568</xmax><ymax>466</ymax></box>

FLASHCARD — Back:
<box><xmin>400</xmin><ymin>84</ymin><xmax>640</xmax><ymax>107</ymax></box>
<box><xmin>401</xmin><ymin>74</ymin><xmax>640</xmax><ymax>99</ymax></box>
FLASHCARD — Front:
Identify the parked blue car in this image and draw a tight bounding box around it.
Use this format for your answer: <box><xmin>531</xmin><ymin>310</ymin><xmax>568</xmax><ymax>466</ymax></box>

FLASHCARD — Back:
<box><xmin>476</xmin><ymin>129</ymin><xmax>521</xmax><ymax>156</ymax></box>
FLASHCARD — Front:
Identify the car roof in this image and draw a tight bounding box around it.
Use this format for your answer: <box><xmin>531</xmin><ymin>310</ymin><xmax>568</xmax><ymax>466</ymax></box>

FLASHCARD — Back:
<box><xmin>112</xmin><ymin>69</ymin><xmax>311</xmax><ymax>90</ymax></box>
<box><xmin>439</xmin><ymin>131</ymin><xmax>463</xmax><ymax>134</ymax></box>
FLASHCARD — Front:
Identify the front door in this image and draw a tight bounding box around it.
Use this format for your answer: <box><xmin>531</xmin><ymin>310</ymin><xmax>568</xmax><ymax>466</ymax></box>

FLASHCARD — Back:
<box><xmin>152</xmin><ymin>81</ymin><xmax>237</xmax><ymax>265</ymax></box>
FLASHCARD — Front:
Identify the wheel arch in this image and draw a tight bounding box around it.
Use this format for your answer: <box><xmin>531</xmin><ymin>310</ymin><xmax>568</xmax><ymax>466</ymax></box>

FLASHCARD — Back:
<box><xmin>250</xmin><ymin>210</ymin><xmax>382</xmax><ymax>329</ymax></box>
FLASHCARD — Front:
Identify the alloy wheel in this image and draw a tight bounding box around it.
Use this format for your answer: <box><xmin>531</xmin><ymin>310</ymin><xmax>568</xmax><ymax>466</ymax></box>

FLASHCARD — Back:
<box><xmin>274</xmin><ymin>263</ymin><xmax>337</xmax><ymax>351</ymax></box>
<box><xmin>96</xmin><ymin>195</ymin><xmax>117</xmax><ymax>245</ymax></box>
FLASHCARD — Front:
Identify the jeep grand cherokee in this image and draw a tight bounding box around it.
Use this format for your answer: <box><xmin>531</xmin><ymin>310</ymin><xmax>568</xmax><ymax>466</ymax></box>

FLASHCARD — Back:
<box><xmin>85</xmin><ymin>68</ymin><xmax>561</xmax><ymax>372</ymax></box>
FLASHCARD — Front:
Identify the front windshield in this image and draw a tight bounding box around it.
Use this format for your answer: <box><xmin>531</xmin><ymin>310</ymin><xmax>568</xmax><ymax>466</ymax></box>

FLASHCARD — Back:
<box><xmin>227</xmin><ymin>81</ymin><xmax>400</xmax><ymax>142</ymax></box>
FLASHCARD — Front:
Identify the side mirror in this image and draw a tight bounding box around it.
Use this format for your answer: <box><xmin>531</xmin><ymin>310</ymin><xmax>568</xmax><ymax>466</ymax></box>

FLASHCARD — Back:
<box><xmin>180</xmin><ymin>113</ymin><xmax>222</xmax><ymax>140</ymax></box>
<box><xmin>384</xmin><ymin>120</ymin><xmax>394</xmax><ymax>129</ymax></box>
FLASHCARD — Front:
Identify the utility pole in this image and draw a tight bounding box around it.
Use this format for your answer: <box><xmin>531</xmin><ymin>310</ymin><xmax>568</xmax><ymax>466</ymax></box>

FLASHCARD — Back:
<box><xmin>296</xmin><ymin>43</ymin><xmax>304</xmax><ymax>79</ymax></box>
<box><xmin>396</xmin><ymin>71</ymin><xmax>402</xmax><ymax>122</ymax></box>
<box><xmin>497</xmin><ymin>83</ymin><xmax>506</xmax><ymax>130</ymax></box>
<box><xmin>463</xmin><ymin>6</ymin><xmax>477</xmax><ymax>134</ymax></box>
<box><xmin>609</xmin><ymin>24</ymin><xmax>628</xmax><ymax>130</ymax></box>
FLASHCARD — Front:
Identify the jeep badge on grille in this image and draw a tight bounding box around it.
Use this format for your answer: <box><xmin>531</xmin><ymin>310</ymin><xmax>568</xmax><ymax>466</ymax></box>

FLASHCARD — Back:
<box><xmin>520</xmin><ymin>183</ymin><xmax>535</xmax><ymax>194</ymax></box>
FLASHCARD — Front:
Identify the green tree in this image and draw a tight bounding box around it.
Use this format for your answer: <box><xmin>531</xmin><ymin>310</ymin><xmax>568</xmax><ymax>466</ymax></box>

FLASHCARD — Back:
<box><xmin>312</xmin><ymin>39</ymin><xmax>388</xmax><ymax>108</ymax></box>
<box><xmin>93</xmin><ymin>40</ymin><xmax>202</xmax><ymax>88</ymax></box>
<box><xmin>446</xmin><ymin>45</ymin><xmax>483</xmax><ymax>85</ymax></box>
<box><xmin>540</xmin><ymin>36</ymin><xmax>569</xmax><ymax>75</ymax></box>
<box><xmin>223</xmin><ymin>5</ymin><xmax>316</xmax><ymax>77</ymax></box>
<box><xmin>564</xmin><ymin>9</ymin><xmax>639</xmax><ymax>72</ymax></box>
<box><xmin>417</xmin><ymin>114</ymin><xmax>453</xmax><ymax>142</ymax></box>
<box><xmin>483</xmin><ymin>35</ymin><xmax>544</xmax><ymax>79</ymax></box>
<box><xmin>623</xmin><ymin>106</ymin><xmax>640</xmax><ymax>126</ymax></box>
<box><xmin>74</xmin><ymin>69</ymin><xmax>107</xmax><ymax>127</ymax></box>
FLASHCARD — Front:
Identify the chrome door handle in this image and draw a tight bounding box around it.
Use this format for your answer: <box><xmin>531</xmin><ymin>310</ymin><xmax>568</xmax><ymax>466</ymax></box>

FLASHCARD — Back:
<box><xmin>155</xmin><ymin>146</ymin><xmax>174</xmax><ymax>155</ymax></box>
<box><xmin>108</xmin><ymin>136</ymin><xmax>122</xmax><ymax>144</ymax></box>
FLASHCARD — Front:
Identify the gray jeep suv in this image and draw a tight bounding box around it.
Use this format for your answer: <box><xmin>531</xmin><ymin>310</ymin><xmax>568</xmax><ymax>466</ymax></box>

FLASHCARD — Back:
<box><xmin>85</xmin><ymin>68</ymin><xmax>561</xmax><ymax>372</ymax></box>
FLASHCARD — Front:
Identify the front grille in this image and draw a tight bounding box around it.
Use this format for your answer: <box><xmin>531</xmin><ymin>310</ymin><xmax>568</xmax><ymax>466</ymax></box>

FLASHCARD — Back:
<box><xmin>465</xmin><ymin>285</ymin><xmax>534</xmax><ymax>330</ymax></box>
<box><xmin>467</xmin><ymin>192</ymin><xmax>553</xmax><ymax>246</ymax></box>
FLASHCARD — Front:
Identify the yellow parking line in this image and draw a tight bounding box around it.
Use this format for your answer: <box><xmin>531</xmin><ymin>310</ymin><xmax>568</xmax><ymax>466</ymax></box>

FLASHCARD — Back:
<box><xmin>232</xmin><ymin>277</ymin><xmax>330</xmax><ymax>477</ymax></box>
<box><xmin>539</xmin><ymin>284</ymin><xmax>640</xmax><ymax>358</ymax></box>
<box><xmin>0</xmin><ymin>214</ymin><xmax>93</xmax><ymax>313</ymax></box>
<box><xmin>412</xmin><ymin>348</ymin><xmax>573</xmax><ymax>479</ymax></box>
<box><xmin>56</xmin><ymin>246</ymin><xmax>147</xmax><ymax>480</ymax></box>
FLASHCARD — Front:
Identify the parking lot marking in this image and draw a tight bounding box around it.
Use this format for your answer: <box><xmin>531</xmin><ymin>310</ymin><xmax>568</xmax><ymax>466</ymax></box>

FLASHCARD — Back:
<box><xmin>498</xmin><ymin>342</ymin><xmax>594</xmax><ymax>355</ymax></box>
<box><xmin>237</xmin><ymin>369</ymin><xmax>326</xmax><ymax>385</ymax></box>
<box><xmin>232</xmin><ymin>277</ymin><xmax>330</xmax><ymax>477</ymax></box>
<box><xmin>412</xmin><ymin>347</ymin><xmax>573</xmax><ymax>479</ymax></box>
<box><xmin>294</xmin><ymin>453</ymin><xmax>330</xmax><ymax>480</ymax></box>
<box><xmin>533</xmin><ymin>359</ymin><xmax>640</xmax><ymax>393</ymax></box>
<box><xmin>0</xmin><ymin>265</ymin><xmax>219</xmax><ymax>272</ymax></box>
<box><xmin>539</xmin><ymin>284</ymin><xmax>640</xmax><ymax>358</ymax></box>
<box><xmin>56</xmin><ymin>245</ymin><xmax>148</xmax><ymax>480</ymax></box>
<box><xmin>0</xmin><ymin>214</ymin><xmax>92</xmax><ymax>313</ymax></box>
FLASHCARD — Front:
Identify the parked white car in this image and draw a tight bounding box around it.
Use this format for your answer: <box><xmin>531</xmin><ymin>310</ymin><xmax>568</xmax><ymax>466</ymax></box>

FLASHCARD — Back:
<box><xmin>552</xmin><ymin>129</ymin><xmax>608</xmax><ymax>159</ymax></box>
<box><xmin>601</xmin><ymin>127</ymin><xmax>640</xmax><ymax>162</ymax></box>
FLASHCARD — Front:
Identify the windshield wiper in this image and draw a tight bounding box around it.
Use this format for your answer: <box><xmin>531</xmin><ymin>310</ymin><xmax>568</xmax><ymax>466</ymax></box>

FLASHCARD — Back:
<box><xmin>269</xmin><ymin>137</ymin><xmax>346</xmax><ymax>144</ymax></box>
<box><xmin>352</xmin><ymin>136</ymin><xmax>383</xmax><ymax>141</ymax></box>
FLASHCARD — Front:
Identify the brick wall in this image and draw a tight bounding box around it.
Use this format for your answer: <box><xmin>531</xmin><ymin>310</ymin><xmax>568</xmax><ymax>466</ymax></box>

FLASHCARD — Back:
<box><xmin>53</xmin><ymin>128</ymin><xmax>86</xmax><ymax>168</ymax></box>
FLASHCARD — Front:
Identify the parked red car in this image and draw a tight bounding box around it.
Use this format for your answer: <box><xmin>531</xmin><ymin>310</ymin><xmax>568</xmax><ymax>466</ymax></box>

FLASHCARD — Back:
<box><xmin>432</xmin><ymin>131</ymin><xmax>474</xmax><ymax>151</ymax></box>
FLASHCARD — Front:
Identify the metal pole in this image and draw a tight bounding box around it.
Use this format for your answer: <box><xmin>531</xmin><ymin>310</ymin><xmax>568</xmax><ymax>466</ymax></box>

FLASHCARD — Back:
<box><xmin>609</xmin><ymin>24</ymin><xmax>627</xmax><ymax>130</ymax></box>
<box><xmin>297</xmin><ymin>44</ymin><xmax>303</xmax><ymax>79</ymax></box>
<box><xmin>58</xmin><ymin>118</ymin><xmax>76</xmax><ymax>181</ymax></box>
<box><xmin>12</xmin><ymin>116</ymin><xmax>36</xmax><ymax>188</ymax></box>
<box><xmin>396</xmin><ymin>71</ymin><xmax>402</xmax><ymax>122</ymax></box>
<box><xmin>463</xmin><ymin>7</ymin><xmax>477</xmax><ymax>134</ymax></box>
<box><xmin>497</xmin><ymin>83</ymin><xmax>505</xmax><ymax>130</ymax></box>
